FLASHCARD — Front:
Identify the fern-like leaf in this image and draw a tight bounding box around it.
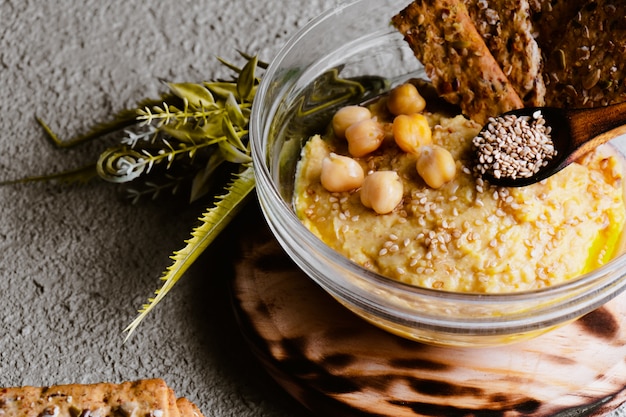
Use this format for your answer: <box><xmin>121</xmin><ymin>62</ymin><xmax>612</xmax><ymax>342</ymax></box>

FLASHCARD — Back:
<box><xmin>124</xmin><ymin>164</ymin><xmax>256</xmax><ymax>339</ymax></box>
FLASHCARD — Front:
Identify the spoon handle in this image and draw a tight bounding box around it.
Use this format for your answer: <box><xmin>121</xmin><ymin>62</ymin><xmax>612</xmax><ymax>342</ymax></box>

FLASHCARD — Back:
<box><xmin>569</xmin><ymin>101</ymin><xmax>626</xmax><ymax>150</ymax></box>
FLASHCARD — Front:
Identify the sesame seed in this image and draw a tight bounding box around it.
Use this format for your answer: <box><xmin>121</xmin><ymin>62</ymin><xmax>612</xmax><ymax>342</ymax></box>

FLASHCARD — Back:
<box><xmin>473</xmin><ymin>111</ymin><xmax>556</xmax><ymax>180</ymax></box>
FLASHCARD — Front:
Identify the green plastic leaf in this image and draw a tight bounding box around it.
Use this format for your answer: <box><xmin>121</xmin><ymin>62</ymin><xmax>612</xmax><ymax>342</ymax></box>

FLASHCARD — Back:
<box><xmin>204</xmin><ymin>82</ymin><xmax>239</xmax><ymax>100</ymax></box>
<box><xmin>160</xmin><ymin>122</ymin><xmax>217</xmax><ymax>143</ymax></box>
<box><xmin>222</xmin><ymin>116</ymin><xmax>247</xmax><ymax>151</ymax></box>
<box><xmin>236</xmin><ymin>55</ymin><xmax>257</xmax><ymax>102</ymax></box>
<box><xmin>124</xmin><ymin>165</ymin><xmax>256</xmax><ymax>339</ymax></box>
<box><xmin>236</xmin><ymin>50</ymin><xmax>269</xmax><ymax>69</ymax></box>
<box><xmin>224</xmin><ymin>93</ymin><xmax>247</xmax><ymax>128</ymax></box>
<box><xmin>216</xmin><ymin>56</ymin><xmax>243</xmax><ymax>74</ymax></box>
<box><xmin>218</xmin><ymin>140</ymin><xmax>252</xmax><ymax>164</ymax></box>
<box><xmin>168</xmin><ymin>82</ymin><xmax>215</xmax><ymax>107</ymax></box>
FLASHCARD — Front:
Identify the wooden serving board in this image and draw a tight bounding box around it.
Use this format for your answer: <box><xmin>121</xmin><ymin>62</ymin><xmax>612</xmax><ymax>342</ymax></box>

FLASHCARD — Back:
<box><xmin>231</xmin><ymin>210</ymin><xmax>626</xmax><ymax>417</ymax></box>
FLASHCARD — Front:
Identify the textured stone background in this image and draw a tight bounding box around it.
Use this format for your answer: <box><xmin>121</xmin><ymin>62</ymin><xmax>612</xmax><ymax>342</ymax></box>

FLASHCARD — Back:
<box><xmin>0</xmin><ymin>1</ymin><xmax>624</xmax><ymax>416</ymax></box>
<box><xmin>0</xmin><ymin>1</ymin><xmax>341</xmax><ymax>416</ymax></box>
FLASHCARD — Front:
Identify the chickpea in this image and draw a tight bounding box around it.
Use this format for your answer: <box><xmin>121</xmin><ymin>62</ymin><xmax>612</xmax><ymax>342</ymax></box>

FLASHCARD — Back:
<box><xmin>386</xmin><ymin>83</ymin><xmax>426</xmax><ymax>116</ymax></box>
<box><xmin>332</xmin><ymin>105</ymin><xmax>372</xmax><ymax>139</ymax></box>
<box><xmin>360</xmin><ymin>171</ymin><xmax>404</xmax><ymax>214</ymax></box>
<box><xmin>345</xmin><ymin>118</ymin><xmax>385</xmax><ymax>157</ymax></box>
<box><xmin>416</xmin><ymin>145</ymin><xmax>456</xmax><ymax>189</ymax></box>
<box><xmin>320</xmin><ymin>153</ymin><xmax>365</xmax><ymax>193</ymax></box>
<box><xmin>392</xmin><ymin>113</ymin><xmax>432</xmax><ymax>154</ymax></box>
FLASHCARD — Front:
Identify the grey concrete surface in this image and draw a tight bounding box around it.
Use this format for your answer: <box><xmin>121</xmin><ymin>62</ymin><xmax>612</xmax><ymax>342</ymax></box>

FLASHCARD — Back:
<box><xmin>0</xmin><ymin>1</ymin><xmax>624</xmax><ymax>416</ymax></box>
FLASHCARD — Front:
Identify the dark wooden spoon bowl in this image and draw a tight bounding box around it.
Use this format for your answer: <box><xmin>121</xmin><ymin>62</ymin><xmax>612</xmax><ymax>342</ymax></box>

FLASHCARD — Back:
<box><xmin>480</xmin><ymin>101</ymin><xmax>626</xmax><ymax>187</ymax></box>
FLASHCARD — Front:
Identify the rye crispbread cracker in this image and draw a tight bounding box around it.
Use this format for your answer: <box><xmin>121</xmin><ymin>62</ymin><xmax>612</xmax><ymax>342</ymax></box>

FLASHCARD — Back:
<box><xmin>542</xmin><ymin>0</ymin><xmax>626</xmax><ymax>108</ymax></box>
<box><xmin>0</xmin><ymin>379</ymin><xmax>204</xmax><ymax>417</ymax></box>
<box><xmin>465</xmin><ymin>0</ymin><xmax>546</xmax><ymax>106</ymax></box>
<box><xmin>391</xmin><ymin>0</ymin><xmax>524</xmax><ymax>125</ymax></box>
<box><xmin>529</xmin><ymin>0</ymin><xmax>588</xmax><ymax>53</ymax></box>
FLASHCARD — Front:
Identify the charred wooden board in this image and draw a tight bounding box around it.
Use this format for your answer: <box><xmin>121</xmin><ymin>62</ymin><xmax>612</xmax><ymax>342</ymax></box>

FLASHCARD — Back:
<box><xmin>232</xmin><ymin>213</ymin><xmax>626</xmax><ymax>417</ymax></box>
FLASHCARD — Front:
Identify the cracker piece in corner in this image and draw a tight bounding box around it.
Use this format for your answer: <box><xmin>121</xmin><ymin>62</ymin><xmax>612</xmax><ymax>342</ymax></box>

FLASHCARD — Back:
<box><xmin>392</xmin><ymin>0</ymin><xmax>524</xmax><ymax>125</ymax></box>
<box><xmin>465</xmin><ymin>0</ymin><xmax>546</xmax><ymax>106</ymax></box>
<box><xmin>176</xmin><ymin>397</ymin><xmax>206</xmax><ymax>417</ymax></box>
<box><xmin>542</xmin><ymin>0</ymin><xmax>626</xmax><ymax>108</ymax></box>
<box><xmin>0</xmin><ymin>379</ymin><xmax>181</xmax><ymax>417</ymax></box>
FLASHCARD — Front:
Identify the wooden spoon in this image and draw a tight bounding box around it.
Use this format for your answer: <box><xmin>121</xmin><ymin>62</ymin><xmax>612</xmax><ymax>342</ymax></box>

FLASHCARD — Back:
<box><xmin>476</xmin><ymin>101</ymin><xmax>626</xmax><ymax>187</ymax></box>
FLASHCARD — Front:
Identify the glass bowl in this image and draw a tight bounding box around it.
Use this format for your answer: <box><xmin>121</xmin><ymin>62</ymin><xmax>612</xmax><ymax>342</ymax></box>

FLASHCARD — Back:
<box><xmin>249</xmin><ymin>0</ymin><xmax>626</xmax><ymax>347</ymax></box>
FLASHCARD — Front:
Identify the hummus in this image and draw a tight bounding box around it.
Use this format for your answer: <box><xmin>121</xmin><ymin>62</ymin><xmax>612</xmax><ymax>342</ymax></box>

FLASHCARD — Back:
<box><xmin>294</xmin><ymin>102</ymin><xmax>626</xmax><ymax>293</ymax></box>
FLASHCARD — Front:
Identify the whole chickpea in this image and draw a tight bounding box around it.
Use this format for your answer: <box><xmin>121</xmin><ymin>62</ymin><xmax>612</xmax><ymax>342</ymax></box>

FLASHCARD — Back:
<box><xmin>332</xmin><ymin>105</ymin><xmax>372</xmax><ymax>139</ymax></box>
<box><xmin>416</xmin><ymin>145</ymin><xmax>456</xmax><ymax>189</ymax></box>
<box><xmin>386</xmin><ymin>83</ymin><xmax>426</xmax><ymax>116</ymax></box>
<box><xmin>360</xmin><ymin>171</ymin><xmax>404</xmax><ymax>215</ymax></box>
<box><xmin>392</xmin><ymin>113</ymin><xmax>432</xmax><ymax>154</ymax></box>
<box><xmin>345</xmin><ymin>118</ymin><xmax>385</xmax><ymax>157</ymax></box>
<box><xmin>320</xmin><ymin>153</ymin><xmax>365</xmax><ymax>193</ymax></box>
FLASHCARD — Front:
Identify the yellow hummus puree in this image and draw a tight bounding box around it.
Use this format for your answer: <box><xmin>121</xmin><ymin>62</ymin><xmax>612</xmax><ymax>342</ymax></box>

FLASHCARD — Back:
<box><xmin>294</xmin><ymin>112</ymin><xmax>626</xmax><ymax>293</ymax></box>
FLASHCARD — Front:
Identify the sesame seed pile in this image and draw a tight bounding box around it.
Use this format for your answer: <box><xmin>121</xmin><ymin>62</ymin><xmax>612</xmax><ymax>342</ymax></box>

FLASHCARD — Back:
<box><xmin>473</xmin><ymin>111</ymin><xmax>556</xmax><ymax>180</ymax></box>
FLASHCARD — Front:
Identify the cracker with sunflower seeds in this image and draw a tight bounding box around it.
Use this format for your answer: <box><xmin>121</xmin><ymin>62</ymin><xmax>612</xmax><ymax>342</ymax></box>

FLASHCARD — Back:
<box><xmin>542</xmin><ymin>0</ymin><xmax>626</xmax><ymax>108</ymax></box>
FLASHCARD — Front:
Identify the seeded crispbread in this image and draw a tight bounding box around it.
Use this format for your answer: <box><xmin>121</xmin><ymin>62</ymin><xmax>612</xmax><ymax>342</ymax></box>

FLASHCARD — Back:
<box><xmin>0</xmin><ymin>379</ymin><xmax>204</xmax><ymax>417</ymax></box>
<box><xmin>529</xmin><ymin>0</ymin><xmax>588</xmax><ymax>53</ymax></box>
<box><xmin>391</xmin><ymin>0</ymin><xmax>524</xmax><ymax>125</ymax></box>
<box><xmin>542</xmin><ymin>0</ymin><xmax>626</xmax><ymax>108</ymax></box>
<box><xmin>464</xmin><ymin>0</ymin><xmax>546</xmax><ymax>106</ymax></box>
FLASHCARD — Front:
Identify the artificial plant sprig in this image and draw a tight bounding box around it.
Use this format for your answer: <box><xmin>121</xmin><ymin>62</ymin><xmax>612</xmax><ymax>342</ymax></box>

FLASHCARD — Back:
<box><xmin>2</xmin><ymin>49</ymin><xmax>385</xmax><ymax>338</ymax></box>
<box><xmin>101</xmin><ymin>53</ymin><xmax>262</xmax><ymax>337</ymax></box>
<box><xmin>2</xmin><ymin>52</ymin><xmax>263</xmax><ymax>338</ymax></box>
